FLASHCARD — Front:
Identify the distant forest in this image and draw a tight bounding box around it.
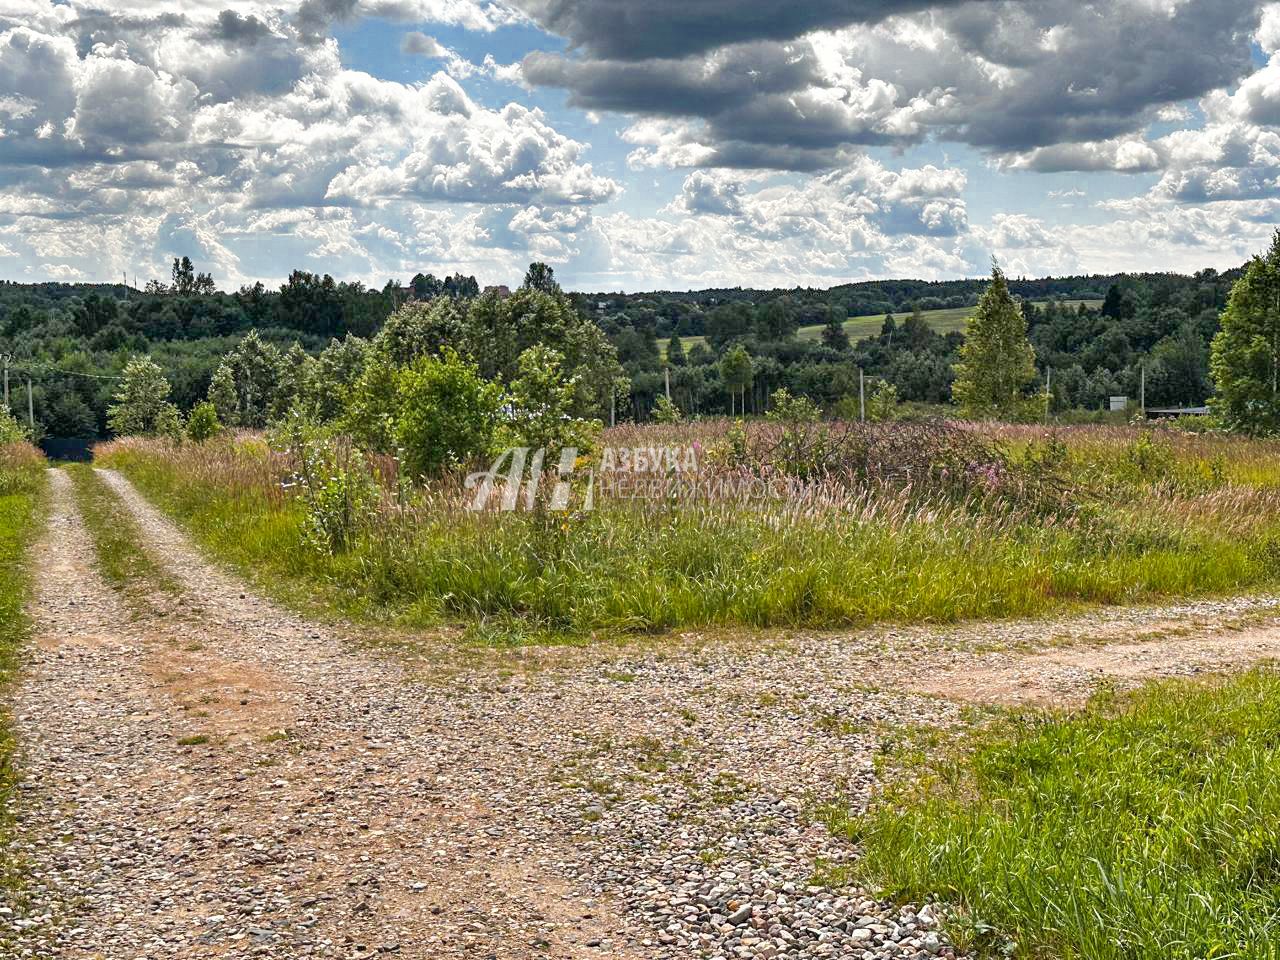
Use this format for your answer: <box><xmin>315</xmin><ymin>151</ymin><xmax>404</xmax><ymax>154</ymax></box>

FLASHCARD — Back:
<box><xmin>0</xmin><ymin>261</ymin><xmax>1241</xmax><ymax>437</ymax></box>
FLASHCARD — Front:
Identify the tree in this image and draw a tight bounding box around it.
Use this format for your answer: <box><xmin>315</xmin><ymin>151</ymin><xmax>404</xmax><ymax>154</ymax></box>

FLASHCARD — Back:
<box><xmin>501</xmin><ymin>345</ymin><xmax>597</xmax><ymax>459</ymax></box>
<box><xmin>302</xmin><ymin>336</ymin><xmax>368</xmax><ymax>422</ymax></box>
<box><xmin>186</xmin><ymin>401</ymin><xmax>221</xmax><ymax>443</ymax></box>
<box><xmin>207</xmin><ymin>363</ymin><xmax>238</xmax><ymax>427</ymax></box>
<box><xmin>108</xmin><ymin>356</ymin><xmax>180</xmax><ymax>436</ymax></box>
<box><xmin>902</xmin><ymin>306</ymin><xmax>933</xmax><ymax>350</ymax></box>
<box><xmin>1210</xmin><ymin>232</ymin><xmax>1280</xmax><ymax>434</ymax></box>
<box><xmin>667</xmin><ymin>334</ymin><xmax>687</xmax><ymax>367</ymax></box>
<box><xmin>271</xmin><ymin>342</ymin><xmax>312</xmax><ymax>419</ymax></box>
<box><xmin>393</xmin><ymin>348</ymin><xmax>503</xmax><ymax>477</ymax></box>
<box><xmin>522</xmin><ymin>262</ymin><xmax>559</xmax><ymax>294</ymax></box>
<box><xmin>952</xmin><ymin>265</ymin><xmax>1037</xmax><ymax>419</ymax></box>
<box><xmin>221</xmin><ymin>330</ymin><xmax>284</xmax><ymax>427</ymax></box>
<box><xmin>755</xmin><ymin>298</ymin><xmax>797</xmax><ymax>341</ymax></box>
<box><xmin>720</xmin><ymin>344</ymin><xmax>754</xmax><ymax>416</ymax></box>
<box><xmin>880</xmin><ymin>313</ymin><xmax>897</xmax><ymax>347</ymax></box>
<box><xmin>411</xmin><ymin>272</ymin><xmax>443</xmax><ymax>299</ymax></box>
<box><xmin>171</xmin><ymin>257</ymin><xmax>196</xmax><ymax>296</ymax></box>
<box><xmin>821</xmin><ymin>310</ymin><xmax>851</xmax><ymax>351</ymax></box>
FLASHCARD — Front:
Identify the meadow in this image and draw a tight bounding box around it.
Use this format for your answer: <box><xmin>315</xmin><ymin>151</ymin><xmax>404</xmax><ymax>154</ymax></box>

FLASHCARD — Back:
<box><xmin>669</xmin><ymin>299</ymin><xmax>1104</xmax><ymax>356</ymax></box>
<box><xmin>97</xmin><ymin>418</ymin><xmax>1280</xmax><ymax>645</ymax></box>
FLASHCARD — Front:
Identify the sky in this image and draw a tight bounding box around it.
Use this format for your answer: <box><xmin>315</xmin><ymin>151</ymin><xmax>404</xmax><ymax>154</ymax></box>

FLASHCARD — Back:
<box><xmin>3</xmin><ymin>0</ymin><xmax>1280</xmax><ymax>292</ymax></box>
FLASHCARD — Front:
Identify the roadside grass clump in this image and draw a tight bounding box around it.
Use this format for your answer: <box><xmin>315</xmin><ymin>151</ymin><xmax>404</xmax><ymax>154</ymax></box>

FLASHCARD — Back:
<box><xmin>96</xmin><ymin>422</ymin><xmax>1280</xmax><ymax>644</ymax></box>
<box><xmin>0</xmin><ymin>441</ymin><xmax>46</xmax><ymax>907</ymax></box>
<box><xmin>855</xmin><ymin>670</ymin><xmax>1280</xmax><ymax>960</ymax></box>
<box><xmin>64</xmin><ymin>464</ymin><xmax>177</xmax><ymax>603</ymax></box>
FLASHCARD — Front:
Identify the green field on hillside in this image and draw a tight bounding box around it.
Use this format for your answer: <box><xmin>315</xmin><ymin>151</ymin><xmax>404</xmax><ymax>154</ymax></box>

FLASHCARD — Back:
<box><xmin>666</xmin><ymin>300</ymin><xmax>1103</xmax><ymax>357</ymax></box>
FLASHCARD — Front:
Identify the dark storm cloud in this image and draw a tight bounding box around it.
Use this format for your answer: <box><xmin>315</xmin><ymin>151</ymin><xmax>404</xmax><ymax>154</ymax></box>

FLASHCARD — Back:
<box><xmin>295</xmin><ymin>0</ymin><xmax>360</xmax><ymax>42</ymax></box>
<box><xmin>523</xmin><ymin>41</ymin><xmax>817</xmax><ymax>118</ymax></box>
<box><xmin>210</xmin><ymin>10</ymin><xmax>275</xmax><ymax>45</ymax></box>
<box><xmin>525</xmin><ymin>0</ymin><xmax>1268</xmax><ymax>171</ymax></box>
<box><xmin>942</xmin><ymin>0</ymin><xmax>1261</xmax><ymax>152</ymax></box>
<box><xmin>513</xmin><ymin>0</ymin><xmax>968</xmax><ymax>60</ymax></box>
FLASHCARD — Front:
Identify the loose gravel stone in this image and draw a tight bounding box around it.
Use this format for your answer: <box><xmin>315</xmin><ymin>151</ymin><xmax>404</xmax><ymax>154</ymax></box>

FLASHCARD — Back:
<box><xmin>4</xmin><ymin>466</ymin><xmax>1277</xmax><ymax>960</ymax></box>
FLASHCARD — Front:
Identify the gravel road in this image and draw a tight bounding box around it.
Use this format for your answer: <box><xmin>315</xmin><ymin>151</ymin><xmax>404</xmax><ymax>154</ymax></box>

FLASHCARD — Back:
<box><xmin>5</xmin><ymin>467</ymin><xmax>1280</xmax><ymax>959</ymax></box>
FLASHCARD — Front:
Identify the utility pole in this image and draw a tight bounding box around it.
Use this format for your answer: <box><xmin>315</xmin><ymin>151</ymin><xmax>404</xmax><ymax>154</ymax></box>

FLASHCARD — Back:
<box><xmin>859</xmin><ymin>367</ymin><xmax>865</xmax><ymax>422</ymax></box>
<box><xmin>1045</xmin><ymin>366</ymin><xmax>1052</xmax><ymax>425</ymax></box>
<box><xmin>26</xmin><ymin>378</ymin><xmax>33</xmax><ymax>429</ymax></box>
<box><xmin>2</xmin><ymin>354</ymin><xmax>9</xmax><ymax>411</ymax></box>
<box><xmin>664</xmin><ymin>367</ymin><xmax>671</xmax><ymax>402</ymax></box>
<box><xmin>1140</xmin><ymin>364</ymin><xmax>1146</xmax><ymax>418</ymax></box>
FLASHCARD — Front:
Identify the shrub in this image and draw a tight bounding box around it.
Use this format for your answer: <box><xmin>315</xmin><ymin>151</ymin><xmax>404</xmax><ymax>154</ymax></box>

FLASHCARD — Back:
<box><xmin>867</xmin><ymin>380</ymin><xmax>900</xmax><ymax>422</ymax></box>
<box><xmin>0</xmin><ymin>408</ymin><xmax>29</xmax><ymax>445</ymax></box>
<box><xmin>279</xmin><ymin>419</ymin><xmax>378</xmax><ymax>555</ymax></box>
<box><xmin>186</xmin><ymin>402</ymin><xmax>222</xmax><ymax>443</ymax></box>
<box><xmin>393</xmin><ymin>348</ymin><xmax>502</xmax><ymax>477</ymax></box>
<box><xmin>653</xmin><ymin>394</ymin><xmax>683</xmax><ymax>424</ymax></box>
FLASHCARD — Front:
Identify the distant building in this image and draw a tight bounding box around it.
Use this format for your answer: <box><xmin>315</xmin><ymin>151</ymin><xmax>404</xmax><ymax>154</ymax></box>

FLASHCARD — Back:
<box><xmin>484</xmin><ymin>285</ymin><xmax>513</xmax><ymax>298</ymax></box>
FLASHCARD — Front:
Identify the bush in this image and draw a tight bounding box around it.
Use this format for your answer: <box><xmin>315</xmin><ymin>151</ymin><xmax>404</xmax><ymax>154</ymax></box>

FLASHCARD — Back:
<box><xmin>186</xmin><ymin>402</ymin><xmax>222</xmax><ymax>443</ymax></box>
<box><xmin>393</xmin><ymin>348</ymin><xmax>502</xmax><ymax>477</ymax></box>
<box><xmin>0</xmin><ymin>408</ymin><xmax>29</xmax><ymax>445</ymax></box>
<box><xmin>867</xmin><ymin>380</ymin><xmax>900</xmax><ymax>422</ymax></box>
<box><xmin>279</xmin><ymin>420</ymin><xmax>378</xmax><ymax>555</ymax></box>
<box><xmin>653</xmin><ymin>394</ymin><xmax>683</xmax><ymax>424</ymax></box>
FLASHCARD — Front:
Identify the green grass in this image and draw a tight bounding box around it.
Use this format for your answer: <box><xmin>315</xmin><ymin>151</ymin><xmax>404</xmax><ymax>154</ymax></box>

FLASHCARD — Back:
<box><xmin>666</xmin><ymin>300</ymin><xmax>1103</xmax><ymax>356</ymax></box>
<box><xmin>0</xmin><ymin>444</ymin><xmax>46</xmax><ymax>915</ymax></box>
<box><xmin>855</xmin><ymin>671</ymin><xmax>1280</xmax><ymax>960</ymax></box>
<box><xmin>97</xmin><ymin>425</ymin><xmax>1280</xmax><ymax>646</ymax></box>
<box><xmin>63</xmin><ymin>464</ymin><xmax>177</xmax><ymax>603</ymax></box>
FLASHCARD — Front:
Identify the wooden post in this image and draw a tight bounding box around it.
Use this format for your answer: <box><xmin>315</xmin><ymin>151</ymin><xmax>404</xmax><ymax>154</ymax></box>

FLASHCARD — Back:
<box><xmin>2</xmin><ymin>355</ymin><xmax>8</xmax><ymax>410</ymax></box>
<box><xmin>859</xmin><ymin>367</ymin><xmax>865</xmax><ymax>422</ymax></box>
<box><xmin>1140</xmin><ymin>364</ymin><xmax>1146</xmax><ymax>418</ymax></box>
<box><xmin>664</xmin><ymin>367</ymin><xmax>671</xmax><ymax>401</ymax></box>
<box><xmin>26</xmin><ymin>378</ymin><xmax>33</xmax><ymax>429</ymax></box>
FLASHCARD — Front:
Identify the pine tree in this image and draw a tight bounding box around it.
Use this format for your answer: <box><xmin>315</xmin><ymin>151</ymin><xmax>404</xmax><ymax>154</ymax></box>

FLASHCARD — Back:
<box><xmin>666</xmin><ymin>334</ymin><xmax>687</xmax><ymax>367</ymax></box>
<box><xmin>821</xmin><ymin>311</ymin><xmax>851</xmax><ymax>351</ymax></box>
<box><xmin>1210</xmin><ymin>231</ymin><xmax>1280</xmax><ymax>434</ymax></box>
<box><xmin>952</xmin><ymin>265</ymin><xmax>1037</xmax><ymax>419</ymax></box>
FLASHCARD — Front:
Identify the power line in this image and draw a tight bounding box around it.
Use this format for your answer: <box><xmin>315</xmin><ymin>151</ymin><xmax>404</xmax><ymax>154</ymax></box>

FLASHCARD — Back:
<box><xmin>5</xmin><ymin>362</ymin><xmax>124</xmax><ymax>381</ymax></box>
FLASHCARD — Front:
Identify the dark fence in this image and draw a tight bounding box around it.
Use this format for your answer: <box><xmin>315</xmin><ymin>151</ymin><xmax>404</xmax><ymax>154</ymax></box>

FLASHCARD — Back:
<box><xmin>39</xmin><ymin>437</ymin><xmax>96</xmax><ymax>462</ymax></box>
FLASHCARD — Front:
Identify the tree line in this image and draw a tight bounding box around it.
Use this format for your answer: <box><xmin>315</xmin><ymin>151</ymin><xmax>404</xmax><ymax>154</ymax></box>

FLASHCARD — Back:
<box><xmin>3</xmin><ymin>243</ymin><xmax>1279</xmax><ymax>439</ymax></box>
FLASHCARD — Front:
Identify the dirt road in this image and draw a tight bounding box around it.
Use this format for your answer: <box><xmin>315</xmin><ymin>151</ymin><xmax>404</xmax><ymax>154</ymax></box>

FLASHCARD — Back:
<box><xmin>5</xmin><ymin>468</ymin><xmax>1280</xmax><ymax>959</ymax></box>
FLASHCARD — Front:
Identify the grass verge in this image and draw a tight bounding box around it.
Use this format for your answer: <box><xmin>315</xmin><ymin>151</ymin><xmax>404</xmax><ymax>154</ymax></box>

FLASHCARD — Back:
<box><xmin>0</xmin><ymin>443</ymin><xmax>46</xmax><ymax>909</ymax></box>
<box><xmin>64</xmin><ymin>464</ymin><xmax>177</xmax><ymax>605</ymax></box>
<box><xmin>854</xmin><ymin>671</ymin><xmax>1280</xmax><ymax>960</ymax></box>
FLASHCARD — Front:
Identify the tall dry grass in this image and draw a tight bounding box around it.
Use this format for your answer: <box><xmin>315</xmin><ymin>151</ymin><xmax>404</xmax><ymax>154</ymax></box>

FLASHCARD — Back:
<box><xmin>96</xmin><ymin>421</ymin><xmax>1280</xmax><ymax>644</ymax></box>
